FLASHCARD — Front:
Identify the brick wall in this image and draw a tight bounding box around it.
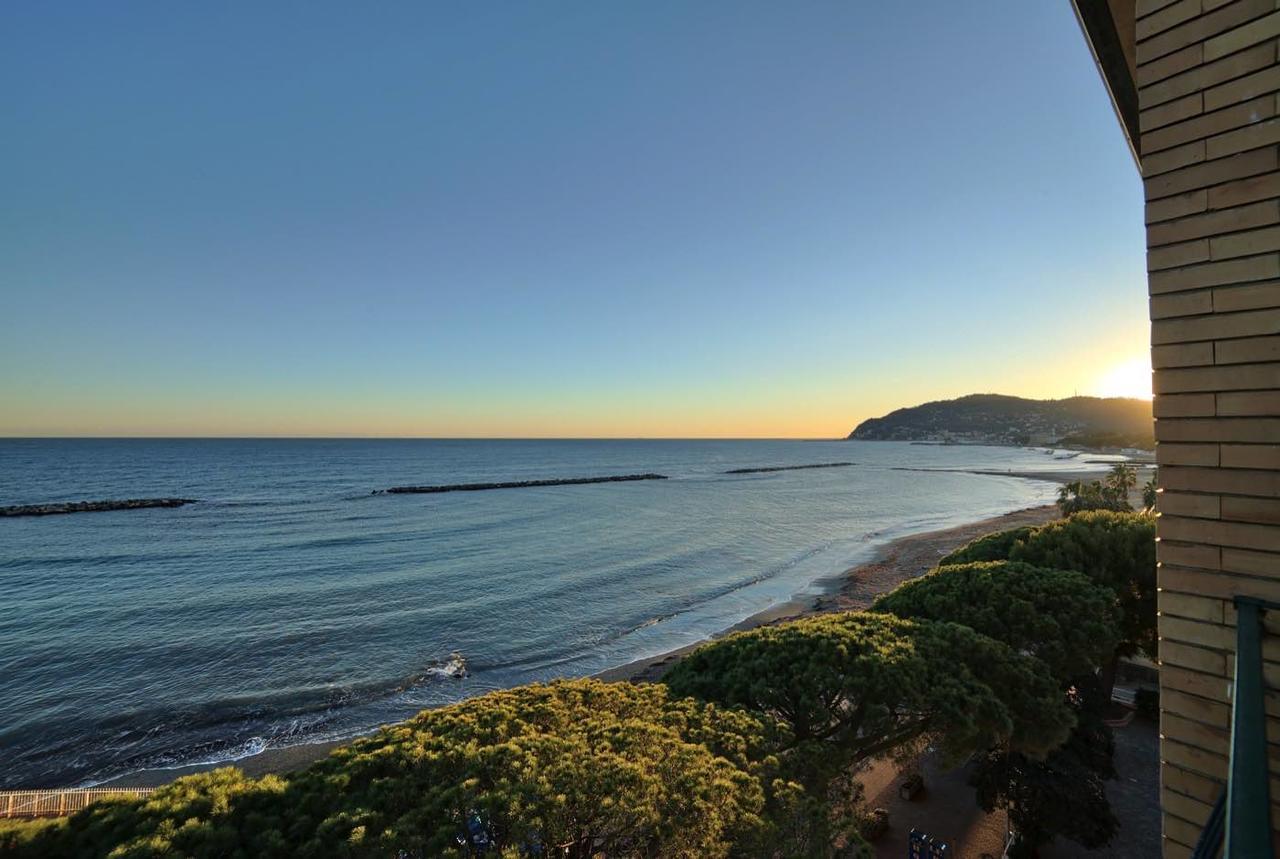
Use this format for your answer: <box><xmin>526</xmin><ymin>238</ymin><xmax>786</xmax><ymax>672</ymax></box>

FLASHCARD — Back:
<box><xmin>1136</xmin><ymin>1</ymin><xmax>1280</xmax><ymax>855</ymax></box>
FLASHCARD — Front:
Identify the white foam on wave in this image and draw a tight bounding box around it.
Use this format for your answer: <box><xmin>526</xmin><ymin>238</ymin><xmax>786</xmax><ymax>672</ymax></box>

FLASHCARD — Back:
<box><xmin>74</xmin><ymin>651</ymin><xmax>476</xmax><ymax>788</ymax></box>
<box><xmin>425</xmin><ymin>652</ymin><xmax>468</xmax><ymax>679</ymax></box>
<box><xmin>75</xmin><ymin>737</ymin><xmax>270</xmax><ymax>787</ymax></box>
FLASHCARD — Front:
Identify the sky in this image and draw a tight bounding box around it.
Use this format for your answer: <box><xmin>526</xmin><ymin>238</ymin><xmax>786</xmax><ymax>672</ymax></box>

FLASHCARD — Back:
<box><xmin>1</xmin><ymin>2</ymin><xmax>1149</xmax><ymax>438</ymax></box>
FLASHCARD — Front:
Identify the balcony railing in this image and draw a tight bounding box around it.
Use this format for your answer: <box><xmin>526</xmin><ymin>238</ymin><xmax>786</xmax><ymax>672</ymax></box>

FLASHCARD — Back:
<box><xmin>1191</xmin><ymin>596</ymin><xmax>1276</xmax><ymax>859</ymax></box>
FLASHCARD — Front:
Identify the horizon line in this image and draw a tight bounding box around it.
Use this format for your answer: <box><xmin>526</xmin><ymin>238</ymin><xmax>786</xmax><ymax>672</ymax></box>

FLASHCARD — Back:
<box><xmin>0</xmin><ymin>435</ymin><xmax>852</xmax><ymax>442</ymax></box>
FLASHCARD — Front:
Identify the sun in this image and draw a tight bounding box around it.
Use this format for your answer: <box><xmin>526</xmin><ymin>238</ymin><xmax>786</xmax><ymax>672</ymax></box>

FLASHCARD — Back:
<box><xmin>1093</xmin><ymin>357</ymin><xmax>1153</xmax><ymax>400</ymax></box>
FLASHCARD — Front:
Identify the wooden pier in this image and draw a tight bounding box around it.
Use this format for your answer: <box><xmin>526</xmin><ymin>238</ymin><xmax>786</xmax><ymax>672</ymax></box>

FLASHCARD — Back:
<box><xmin>0</xmin><ymin>788</ymin><xmax>154</xmax><ymax>819</ymax></box>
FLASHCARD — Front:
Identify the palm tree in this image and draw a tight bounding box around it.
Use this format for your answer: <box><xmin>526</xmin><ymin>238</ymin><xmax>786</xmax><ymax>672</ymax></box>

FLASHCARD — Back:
<box><xmin>1142</xmin><ymin>471</ymin><xmax>1158</xmax><ymax>511</ymax></box>
<box><xmin>1058</xmin><ymin>481</ymin><xmax>1084</xmax><ymax>510</ymax></box>
<box><xmin>1105</xmin><ymin>464</ymin><xmax>1137</xmax><ymax>497</ymax></box>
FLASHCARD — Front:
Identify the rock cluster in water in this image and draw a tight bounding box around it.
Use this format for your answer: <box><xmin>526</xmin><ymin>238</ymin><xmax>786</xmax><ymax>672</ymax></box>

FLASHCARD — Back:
<box><xmin>376</xmin><ymin>474</ymin><xmax>669</xmax><ymax>495</ymax></box>
<box><xmin>0</xmin><ymin>499</ymin><xmax>199</xmax><ymax>517</ymax></box>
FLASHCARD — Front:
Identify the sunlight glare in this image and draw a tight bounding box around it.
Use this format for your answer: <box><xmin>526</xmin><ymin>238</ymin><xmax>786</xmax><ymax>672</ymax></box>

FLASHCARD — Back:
<box><xmin>1093</xmin><ymin>357</ymin><xmax>1152</xmax><ymax>400</ymax></box>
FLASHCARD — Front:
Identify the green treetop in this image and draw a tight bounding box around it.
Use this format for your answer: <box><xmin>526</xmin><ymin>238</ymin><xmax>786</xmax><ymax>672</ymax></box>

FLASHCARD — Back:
<box><xmin>937</xmin><ymin>525</ymin><xmax>1036</xmax><ymax>566</ymax></box>
<box><xmin>1010</xmin><ymin>511</ymin><xmax>1156</xmax><ymax>658</ymax></box>
<box><xmin>871</xmin><ymin>560</ymin><xmax>1121</xmax><ymax>684</ymax></box>
<box><xmin>4</xmin><ymin>680</ymin><xmax>773</xmax><ymax>859</ymax></box>
<box><xmin>969</xmin><ymin>675</ymin><xmax>1120</xmax><ymax>856</ymax></box>
<box><xmin>1054</xmin><ymin>464</ymin><xmax>1139</xmax><ymax>516</ymax></box>
<box><xmin>663</xmin><ymin>611</ymin><xmax>1072</xmax><ymax>780</ymax></box>
<box><xmin>935</xmin><ymin>511</ymin><xmax>1155</xmax><ymax>659</ymax></box>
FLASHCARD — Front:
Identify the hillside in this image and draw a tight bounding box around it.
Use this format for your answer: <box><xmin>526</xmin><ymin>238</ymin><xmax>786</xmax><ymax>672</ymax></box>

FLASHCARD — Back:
<box><xmin>848</xmin><ymin>394</ymin><xmax>1154</xmax><ymax>449</ymax></box>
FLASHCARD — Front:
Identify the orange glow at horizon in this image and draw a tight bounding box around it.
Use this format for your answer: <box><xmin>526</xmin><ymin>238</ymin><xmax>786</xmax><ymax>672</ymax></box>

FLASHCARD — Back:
<box><xmin>1</xmin><ymin>326</ymin><xmax>1155</xmax><ymax>439</ymax></box>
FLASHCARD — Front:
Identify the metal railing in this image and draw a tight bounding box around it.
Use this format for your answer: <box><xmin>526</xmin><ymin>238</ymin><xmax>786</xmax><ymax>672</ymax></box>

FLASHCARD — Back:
<box><xmin>1191</xmin><ymin>595</ymin><xmax>1277</xmax><ymax>859</ymax></box>
<box><xmin>0</xmin><ymin>788</ymin><xmax>154</xmax><ymax>819</ymax></box>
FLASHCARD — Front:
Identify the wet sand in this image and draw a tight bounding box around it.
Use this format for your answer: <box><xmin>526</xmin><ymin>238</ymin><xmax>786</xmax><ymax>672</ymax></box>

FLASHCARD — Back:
<box><xmin>103</xmin><ymin>466</ymin><xmax>1127</xmax><ymax>789</ymax></box>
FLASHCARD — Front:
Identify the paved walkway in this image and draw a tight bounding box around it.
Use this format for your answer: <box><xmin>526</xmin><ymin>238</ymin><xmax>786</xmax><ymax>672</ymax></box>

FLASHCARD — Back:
<box><xmin>1043</xmin><ymin>718</ymin><xmax>1160</xmax><ymax>859</ymax></box>
<box><xmin>862</xmin><ymin>754</ymin><xmax>1008</xmax><ymax>858</ymax></box>
<box><xmin>863</xmin><ymin>718</ymin><xmax>1159</xmax><ymax>858</ymax></box>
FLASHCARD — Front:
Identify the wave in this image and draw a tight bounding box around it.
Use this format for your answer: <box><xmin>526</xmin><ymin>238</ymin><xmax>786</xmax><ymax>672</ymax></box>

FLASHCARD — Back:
<box><xmin>0</xmin><ymin>550</ymin><xmax>208</xmax><ymax>570</ymax></box>
<box><xmin>402</xmin><ymin>652</ymin><xmax>468</xmax><ymax>684</ymax></box>
<box><xmin>481</xmin><ymin>541</ymin><xmax>839</xmax><ymax>673</ymax></box>
<box><xmin>626</xmin><ymin>614</ymin><xmax>671</xmax><ymax>633</ymax></box>
<box><xmin>6</xmin><ymin>652</ymin><xmax>471</xmax><ymax>790</ymax></box>
<box><xmin>266</xmin><ymin>532</ymin><xmax>388</xmax><ymax>551</ymax></box>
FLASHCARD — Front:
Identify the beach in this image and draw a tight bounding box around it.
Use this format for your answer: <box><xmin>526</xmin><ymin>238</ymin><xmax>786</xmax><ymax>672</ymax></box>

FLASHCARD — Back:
<box><xmin>98</xmin><ymin>463</ymin><xmax>1125</xmax><ymax>789</ymax></box>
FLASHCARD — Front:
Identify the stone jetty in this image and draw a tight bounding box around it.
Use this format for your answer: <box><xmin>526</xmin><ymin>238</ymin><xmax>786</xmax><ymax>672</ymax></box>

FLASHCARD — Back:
<box><xmin>377</xmin><ymin>474</ymin><xmax>669</xmax><ymax>495</ymax></box>
<box><xmin>723</xmin><ymin>462</ymin><xmax>854</xmax><ymax>475</ymax></box>
<box><xmin>0</xmin><ymin>499</ymin><xmax>199</xmax><ymax>517</ymax></box>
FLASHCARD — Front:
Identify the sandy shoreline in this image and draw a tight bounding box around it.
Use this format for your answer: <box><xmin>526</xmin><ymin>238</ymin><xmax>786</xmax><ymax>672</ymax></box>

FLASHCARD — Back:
<box><xmin>594</xmin><ymin>501</ymin><xmax>1061</xmax><ymax>685</ymax></box>
<box><xmin>99</xmin><ymin>465</ymin><xmax>1132</xmax><ymax>789</ymax></box>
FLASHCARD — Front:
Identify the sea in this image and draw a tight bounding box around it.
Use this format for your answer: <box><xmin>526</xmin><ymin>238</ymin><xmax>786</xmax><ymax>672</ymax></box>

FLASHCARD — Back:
<box><xmin>0</xmin><ymin>438</ymin><xmax>1122</xmax><ymax>789</ymax></box>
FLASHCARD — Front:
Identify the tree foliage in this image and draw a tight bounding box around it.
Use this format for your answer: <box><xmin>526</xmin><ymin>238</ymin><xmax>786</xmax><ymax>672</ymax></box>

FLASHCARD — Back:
<box><xmin>937</xmin><ymin>525</ymin><xmax>1036</xmax><ymax>566</ymax></box>
<box><xmin>888</xmin><ymin>512</ymin><xmax>1150</xmax><ymax>851</ymax></box>
<box><xmin>663</xmin><ymin>611</ymin><xmax>1073</xmax><ymax>778</ymax></box>
<box><xmin>0</xmin><ymin>820</ymin><xmax>63</xmax><ymax>855</ymax></box>
<box><xmin>1142</xmin><ymin>471</ymin><xmax>1158</xmax><ymax>512</ymax></box>
<box><xmin>1106</xmin><ymin>463</ymin><xmax>1138</xmax><ymax>497</ymax></box>
<box><xmin>932</xmin><ymin>511</ymin><xmax>1156</xmax><ymax>660</ymax></box>
<box><xmin>1055</xmin><ymin>464</ymin><xmax>1137</xmax><ymax>516</ymax></box>
<box><xmin>3</xmin><ymin>680</ymin><xmax>775</xmax><ymax>859</ymax></box>
<box><xmin>1</xmin><ymin>769</ymin><xmax>288</xmax><ymax>858</ymax></box>
<box><xmin>871</xmin><ymin>561</ymin><xmax>1121</xmax><ymax>684</ymax></box>
<box><xmin>663</xmin><ymin>612</ymin><xmax>1071</xmax><ymax>856</ymax></box>
<box><xmin>969</xmin><ymin>675</ymin><xmax>1118</xmax><ymax>856</ymax></box>
<box><xmin>1011</xmin><ymin>511</ymin><xmax>1156</xmax><ymax>658</ymax></box>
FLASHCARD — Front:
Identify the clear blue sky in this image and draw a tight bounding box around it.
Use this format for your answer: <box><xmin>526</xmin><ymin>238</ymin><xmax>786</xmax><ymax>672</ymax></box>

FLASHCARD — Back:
<box><xmin>1</xmin><ymin>1</ymin><xmax>1147</xmax><ymax>437</ymax></box>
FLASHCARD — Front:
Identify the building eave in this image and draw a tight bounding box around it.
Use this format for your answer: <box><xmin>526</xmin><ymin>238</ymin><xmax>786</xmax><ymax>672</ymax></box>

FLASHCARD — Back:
<box><xmin>1071</xmin><ymin>0</ymin><xmax>1141</xmax><ymax>171</ymax></box>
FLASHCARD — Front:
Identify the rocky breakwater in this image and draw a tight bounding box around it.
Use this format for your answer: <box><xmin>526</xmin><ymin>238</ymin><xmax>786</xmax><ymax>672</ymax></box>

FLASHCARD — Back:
<box><xmin>723</xmin><ymin>462</ymin><xmax>854</xmax><ymax>475</ymax></box>
<box><xmin>1</xmin><ymin>499</ymin><xmax>199</xmax><ymax>517</ymax></box>
<box><xmin>376</xmin><ymin>474</ymin><xmax>669</xmax><ymax>494</ymax></box>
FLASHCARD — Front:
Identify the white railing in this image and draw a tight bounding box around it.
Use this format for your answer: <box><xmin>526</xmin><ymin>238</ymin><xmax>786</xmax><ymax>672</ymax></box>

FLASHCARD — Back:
<box><xmin>0</xmin><ymin>788</ymin><xmax>154</xmax><ymax>819</ymax></box>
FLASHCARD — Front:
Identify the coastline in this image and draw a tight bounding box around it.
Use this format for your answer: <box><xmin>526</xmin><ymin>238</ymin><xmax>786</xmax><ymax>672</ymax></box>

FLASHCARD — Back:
<box><xmin>593</xmin><ymin>463</ymin><xmax>1157</xmax><ymax>686</ymax></box>
<box><xmin>98</xmin><ymin>464</ymin><xmax>1127</xmax><ymax>790</ymax></box>
<box><xmin>594</xmin><ymin>501</ymin><xmax>1061</xmax><ymax>684</ymax></box>
<box><xmin>94</xmin><ymin>463</ymin><xmax>1146</xmax><ymax>793</ymax></box>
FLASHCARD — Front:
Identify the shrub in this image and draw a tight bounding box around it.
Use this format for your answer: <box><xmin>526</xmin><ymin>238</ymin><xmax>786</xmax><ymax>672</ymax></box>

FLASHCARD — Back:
<box><xmin>0</xmin><ymin>819</ymin><xmax>64</xmax><ymax>854</ymax></box>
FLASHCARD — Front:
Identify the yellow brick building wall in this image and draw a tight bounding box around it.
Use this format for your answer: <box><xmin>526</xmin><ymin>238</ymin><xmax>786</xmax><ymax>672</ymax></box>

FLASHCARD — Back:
<box><xmin>1136</xmin><ymin>1</ymin><xmax>1280</xmax><ymax>855</ymax></box>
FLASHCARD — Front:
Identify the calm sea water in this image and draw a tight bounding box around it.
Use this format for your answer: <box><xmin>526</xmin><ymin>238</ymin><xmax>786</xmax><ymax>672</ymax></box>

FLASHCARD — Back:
<box><xmin>0</xmin><ymin>439</ymin><xmax>1115</xmax><ymax>788</ymax></box>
